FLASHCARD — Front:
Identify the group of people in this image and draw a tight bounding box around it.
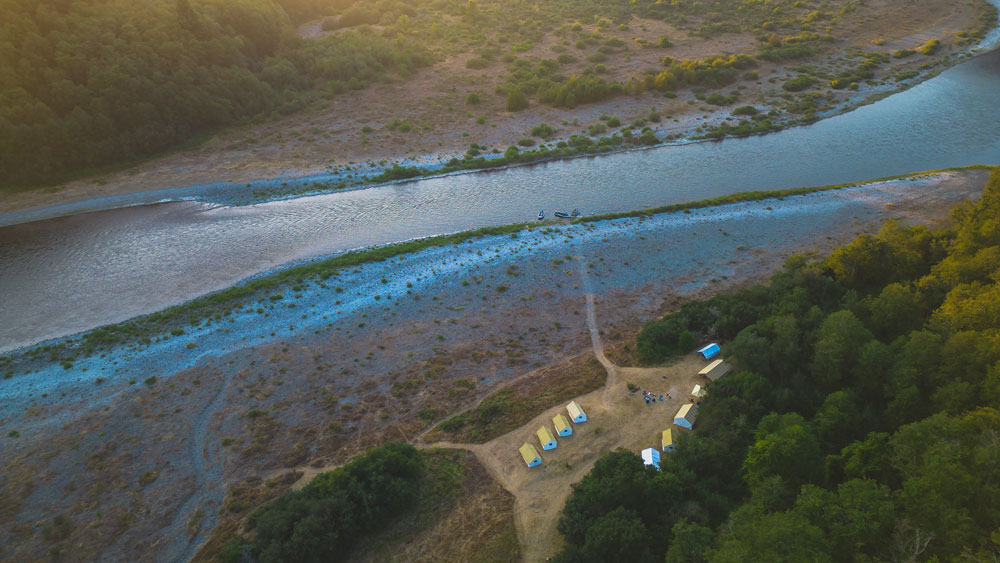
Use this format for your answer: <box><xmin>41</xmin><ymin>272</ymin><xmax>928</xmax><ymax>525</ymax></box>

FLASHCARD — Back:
<box><xmin>640</xmin><ymin>390</ymin><xmax>671</xmax><ymax>405</ymax></box>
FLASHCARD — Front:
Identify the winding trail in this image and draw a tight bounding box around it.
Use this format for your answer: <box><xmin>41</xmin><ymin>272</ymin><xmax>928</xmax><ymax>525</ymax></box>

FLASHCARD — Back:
<box><xmin>163</xmin><ymin>368</ymin><xmax>232</xmax><ymax>562</ymax></box>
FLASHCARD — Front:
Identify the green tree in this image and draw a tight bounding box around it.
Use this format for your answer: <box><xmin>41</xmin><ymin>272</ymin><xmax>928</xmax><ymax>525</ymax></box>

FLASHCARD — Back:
<box><xmin>811</xmin><ymin>311</ymin><xmax>873</xmax><ymax>393</ymax></box>
<box><xmin>744</xmin><ymin>413</ymin><xmax>823</xmax><ymax>491</ymax></box>
<box><xmin>665</xmin><ymin>518</ymin><xmax>714</xmax><ymax>563</ymax></box>
<box><xmin>710</xmin><ymin>506</ymin><xmax>832</xmax><ymax>562</ymax></box>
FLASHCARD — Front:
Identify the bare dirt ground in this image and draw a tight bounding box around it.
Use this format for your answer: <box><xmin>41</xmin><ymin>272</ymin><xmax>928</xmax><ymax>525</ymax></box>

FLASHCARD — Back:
<box><xmin>0</xmin><ymin>170</ymin><xmax>989</xmax><ymax>562</ymax></box>
<box><xmin>0</xmin><ymin>0</ymin><xmax>986</xmax><ymax>218</ymax></box>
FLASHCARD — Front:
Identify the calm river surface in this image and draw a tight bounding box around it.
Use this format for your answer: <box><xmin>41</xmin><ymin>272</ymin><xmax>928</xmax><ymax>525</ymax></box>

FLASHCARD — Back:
<box><xmin>2</xmin><ymin>48</ymin><xmax>1000</xmax><ymax>352</ymax></box>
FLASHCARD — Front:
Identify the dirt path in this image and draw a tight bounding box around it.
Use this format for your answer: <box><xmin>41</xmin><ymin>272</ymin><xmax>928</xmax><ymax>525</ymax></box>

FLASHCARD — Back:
<box><xmin>160</xmin><ymin>370</ymin><xmax>232</xmax><ymax>562</ymax></box>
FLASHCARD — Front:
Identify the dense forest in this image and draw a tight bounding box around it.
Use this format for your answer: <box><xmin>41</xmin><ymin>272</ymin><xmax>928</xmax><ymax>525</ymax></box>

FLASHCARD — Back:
<box><xmin>0</xmin><ymin>0</ymin><xmax>430</xmax><ymax>188</ymax></box>
<box><xmin>556</xmin><ymin>168</ymin><xmax>1000</xmax><ymax>562</ymax></box>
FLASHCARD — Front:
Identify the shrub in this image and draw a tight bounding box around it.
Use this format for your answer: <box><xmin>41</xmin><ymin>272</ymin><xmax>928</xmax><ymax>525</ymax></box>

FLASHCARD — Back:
<box><xmin>657</xmin><ymin>36</ymin><xmax>673</xmax><ymax>48</ymax></box>
<box><xmin>557</xmin><ymin>53</ymin><xmax>577</xmax><ymax>64</ymax></box>
<box><xmin>517</xmin><ymin>138</ymin><xmax>536</xmax><ymax>147</ymax></box>
<box><xmin>531</xmin><ymin>123</ymin><xmax>555</xmax><ymax>137</ymax></box>
<box><xmin>606</xmin><ymin>116</ymin><xmax>620</xmax><ymax>127</ymax></box>
<box><xmin>465</xmin><ymin>92</ymin><xmax>482</xmax><ymax>105</ymax></box>
<box><xmin>782</xmin><ymin>76</ymin><xmax>816</xmax><ymax>92</ymax></box>
<box><xmin>586</xmin><ymin>52</ymin><xmax>608</xmax><ymax>63</ymax></box>
<box><xmin>505</xmin><ymin>88</ymin><xmax>529</xmax><ymax>111</ymax></box>
<box><xmin>892</xmin><ymin>49</ymin><xmax>917</xmax><ymax>58</ymax></box>
<box><xmin>732</xmin><ymin>105</ymin><xmax>758</xmax><ymax>116</ymax></box>
<box><xmin>466</xmin><ymin>57</ymin><xmax>489</xmax><ymax>69</ymax></box>
<box><xmin>919</xmin><ymin>39</ymin><xmax>940</xmax><ymax>55</ymax></box>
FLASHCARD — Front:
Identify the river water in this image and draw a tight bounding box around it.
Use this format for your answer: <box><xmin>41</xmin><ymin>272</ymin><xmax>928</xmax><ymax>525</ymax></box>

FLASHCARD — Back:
<box><xmin>2</xmin><ymin>48</ymin><xmax>1000</xmax><ymax>353</ymax></box>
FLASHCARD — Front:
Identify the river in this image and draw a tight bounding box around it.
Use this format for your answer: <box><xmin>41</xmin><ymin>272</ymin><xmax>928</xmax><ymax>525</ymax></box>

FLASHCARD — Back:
<box><xmin>1</xmin><ymin>46</ymin><xmax>999</xmax><ymax>353</ymax></box>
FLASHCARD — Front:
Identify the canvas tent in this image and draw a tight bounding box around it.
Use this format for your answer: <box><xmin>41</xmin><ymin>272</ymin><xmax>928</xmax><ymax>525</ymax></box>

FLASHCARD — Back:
<box><xmin>661</xmin><ymin>429</ymin><xmax>675</xmax><ymax>453</ymax></box>
<box><xmin>536</xmin><ymin>426</ymin><xmax>557</xmax><ymax>450</ymax></box>
<box><xmin>567</xmin><ymin>400</ymin><xmax>587</xmax><ymax>423</ymax></box>
<box><xmin>519</xmin><ymin>443</ymin><xmax>542</xmax><ymax>467</ymax></box>
<box><xmin>691</xmin><ymin>384</ymin><xmax>707</xmax><ymax>398</ymax></box>
<box><xmin>698</xmin><ymin>343</ymin><xmax>721</xmax><ymax>359</ymax></box>
<box><xmin>641</xmin><ymin>447</ymin><xmax>661</xmax><ymax>470</ymax></box>
<box><xmin>553</xmin><ymin>413</ymin><xmax>573</xmax><ymax>436</ymax></box>
<box><xmin>698</xmin><ymin>359</ymin><xmax>732</xmax><ymax>381</ymax></box>
<box><xmin>674</xmin><ymin>404</ymin><xmax>698</xmax><ymax>430</ymax></box>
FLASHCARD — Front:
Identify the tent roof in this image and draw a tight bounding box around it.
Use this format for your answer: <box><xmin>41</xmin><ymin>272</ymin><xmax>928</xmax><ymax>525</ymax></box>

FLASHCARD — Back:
<box><xmin>698</xmin><ymin>343</ymin><xmax>721</xmax><ymax>358</ymax></box>
<box><xmin>567</xmin><ymin>400</ymin><xmax>586</xmax><ymax>418</ymax></box>
<box><xmin>536</xmin><ymin>426</ymin><xmax>555</xmax><ymax>443</ymax></box>
<box><xmin>692</xmin><ymin>384</ymin><xmax>706</xmax><ymax>398</ymax></box>
<box><xmin>641</xmin><ymin>447</ymin><xmax>661</xmax><ymax>467</ymax></box>
<box><xmin>662</xmin><ymin>429</ymin><xmax>673</xmax><ymax>446</ymax></box>
<box><xmin>519</xmin><ymin>443</ymin><xmax>540</xmax><ymax>464</ymax></box>
<box><xmin>676</xmin><ymin>403</ymin><xmax>698</xmax><ymax>421</ymax></box>
<box><xmin>553</xmin><ymin>413</ymin><xmax>571</xmax><ymax>432</ymax></box>
<box><xmin>698</xmin><ymin>359</ymin><xmax>725</xmax><ymax>375</ymax></box>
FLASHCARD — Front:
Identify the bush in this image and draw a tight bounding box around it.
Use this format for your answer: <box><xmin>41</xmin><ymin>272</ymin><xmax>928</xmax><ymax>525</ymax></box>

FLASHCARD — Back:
<box><xmin>466</xmin><ymin>57</ymin><xmax>489</xmax><ymax>69</ymax></box>
<box><xmin>732</xmin><ymin>105</ymin><xmax>758</xmax><ymax>116</ymax></box>
<box><xmin>658</xmin><ymin>36</ymin><xmax>673</xmax><ymax>48</ymax></box>
<box><xmin>531</xmin><ymin>123</ymin><xmax>555</xmax><ymax>137</ymax></box>
<box><xmin>919</xmin><ymin>39</ymin><xmax>940</xmax><ymax>55</ymax></box>
<box><xmin>588</xmin><ymin>123</ymin><xmax>608</xmax><ymax>136</ymax></box>
<box><xmin>783</xmin><ymin>76</ymin><xmax>817</xmax><ymax>92</ymax></box>
<box><xmin>557</xmin><ymin>53</ymin><xmax>577</xmax><ymax>64</ymax></box>
<box><xmin>505</xmin><ymin>88</ymin><xmax>529</xmax><ymax>111</ymax></box>
<box><xmin>517</xmin><ymin>138</ymin><xmax>536</xmax><ymax>147</ymax></box>
<box><xmin>465</xmin><ymin>92</ymin><xmax>482</xmax><ymax>105</ymax></box>
<box><xmin>586</xmin><ymin>52</ymin><xmax>608</xmax><ymax>63</ymax></box>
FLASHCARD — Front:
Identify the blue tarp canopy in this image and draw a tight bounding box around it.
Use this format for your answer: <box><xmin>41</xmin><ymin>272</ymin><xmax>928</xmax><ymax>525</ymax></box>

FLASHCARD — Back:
<box><xmin>698</xmin><ymin>343</ymin><xmax>720</xmax><ymax>359</ymax></box>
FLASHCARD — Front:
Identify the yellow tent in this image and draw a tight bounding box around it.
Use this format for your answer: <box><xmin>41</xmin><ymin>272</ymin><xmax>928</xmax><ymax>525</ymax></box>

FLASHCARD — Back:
<box><xmin>567</xmin><ymin>400</ymin><xmax>587</xmax><ymax>423</ymax></box>
<box><xmin>662</xmin><ymin>429</ymin><xmax>675</xmax><ymax>452</ymax></box>
<box><xmin>519</xmin><ymin>443</ymin><xmax>542</xmax><ymax>467</ymax></box>
<box><xmin>553</xmin><ymin>413</ymin><xmax>573</xmax><ymax>436</ymax></box>
<box><xmin>536</xmin><ymin>426</ymin><xmax>557</xmax><ymax>450</ymax></box>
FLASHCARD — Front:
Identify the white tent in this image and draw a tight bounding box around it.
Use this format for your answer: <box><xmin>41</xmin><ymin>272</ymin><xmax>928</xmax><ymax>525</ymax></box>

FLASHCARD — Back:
<box><xmin>691</xmin><ymin>384</ymin><xmax>707</xmax><ymax>398</ymax></box>
<box><xmin>674</xmin><ymin>404</ymin><xmax>698</xmax><ymax>430</ymax></box>
<box><xmin>641</xmin><ymin>447</ymin><xmax>661</xmax><ymax>470</ymax></box>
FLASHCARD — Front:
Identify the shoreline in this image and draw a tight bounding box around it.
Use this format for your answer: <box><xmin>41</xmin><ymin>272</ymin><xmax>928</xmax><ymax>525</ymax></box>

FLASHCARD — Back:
<box><xmin>0</xmin><ymin>165</ymin><xmax>991</xmax><ymax>358</ymax></box>
<box><xmin>0</xmin><ymin>165</ymin><xmax>989</xmax><ymax>562</ymax></box>
<box><xmin>2</xmin><ymin>7</ymin><xmax>998</xmax><ymax>228</ymax></box>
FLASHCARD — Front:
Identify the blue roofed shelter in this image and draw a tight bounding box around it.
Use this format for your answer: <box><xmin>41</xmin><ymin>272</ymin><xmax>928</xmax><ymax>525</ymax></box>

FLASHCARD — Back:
<box><xmin>641</xmin><ymin>448</ymin><xmax>661</xmax><ymax>470</ymax></box>
<box><xmin>698</xmin><ymin>343</ymin><xmax>721</xmax><ymax>359</ymax></box>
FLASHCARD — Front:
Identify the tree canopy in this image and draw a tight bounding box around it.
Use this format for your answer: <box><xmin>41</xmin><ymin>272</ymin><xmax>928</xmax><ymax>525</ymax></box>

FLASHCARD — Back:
<box><xmin>0</xmin><ymin>0</ymin><xmax>431</xmax><ymax>189</ymax></box>
<box><xmin>555</xmin><ymin>168</ymin><xmax>1000</xmax><ymax>561</ymax></box>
